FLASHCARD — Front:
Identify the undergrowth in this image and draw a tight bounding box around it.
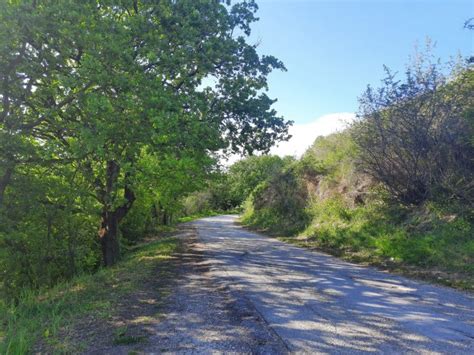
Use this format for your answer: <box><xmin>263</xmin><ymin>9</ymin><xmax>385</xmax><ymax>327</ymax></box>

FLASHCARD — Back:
<box><xmin>0</xmin><ymin>236</ymin><xmax>180</xmax><ymax>354</ymax></box>
<box><xmin>273</xmin><ymin>197</ymin><xmax>474</xmax><ymax>290</ymax></box>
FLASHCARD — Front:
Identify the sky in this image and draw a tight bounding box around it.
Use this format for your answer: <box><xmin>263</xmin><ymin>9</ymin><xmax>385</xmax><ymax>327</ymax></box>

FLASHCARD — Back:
<box><xmin>242</xmin><ymin>0</ymin><xmax>474</xmax><ymax>157</ymax></box>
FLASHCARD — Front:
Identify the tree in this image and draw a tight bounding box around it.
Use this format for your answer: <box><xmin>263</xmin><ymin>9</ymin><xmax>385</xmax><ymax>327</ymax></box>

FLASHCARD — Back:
<box><xmin>352</xmin><ymin>51</ymin><xmax>474</xmax><ymax>206</ymax></box>
<box><xmin>0</xmin><ymin>0</ymin><xmax>84</xmax><ymax>208</ymax></box>
<box><xmin>1</xmin><ymin>0</ymin><xmax>291</xmax><ymax>267</ymax></box>
<box><xmin>243</xmin><ymin>164</ymin><xmax>308</xmax><ymax>235</ymax></box>
<box><xmin>228</xmin><ymin>155</ymin><xmax>294</xmax><ymax>205</ymax></box>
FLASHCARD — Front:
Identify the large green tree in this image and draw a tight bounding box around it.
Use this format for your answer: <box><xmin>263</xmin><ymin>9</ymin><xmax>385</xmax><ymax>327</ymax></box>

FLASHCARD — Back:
<box><xmin>1</xmin><ymin>0</ymin><xmax>291</xmax><ymax>266</ymax></box>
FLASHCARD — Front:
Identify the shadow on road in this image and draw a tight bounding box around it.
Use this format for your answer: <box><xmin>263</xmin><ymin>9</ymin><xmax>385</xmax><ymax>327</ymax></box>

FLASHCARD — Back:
<box><xmin>191</xmin><ymin>215</ymin><xmax>474</xmax><ymax>353</ymax></box>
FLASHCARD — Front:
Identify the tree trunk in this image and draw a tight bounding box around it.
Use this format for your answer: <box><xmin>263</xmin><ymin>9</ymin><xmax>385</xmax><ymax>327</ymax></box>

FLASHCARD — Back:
<box><xmin>0</xmin><ymin>165</ymin><xmax>13</xmax><ymax>208</ymax></box>
<box><xmin>162</xmin><ymin>209</ymin><xmax>168</xmax><ymax>226</ymax></box>
<box><xmin>98</xmin><ymin>160</ymin><xmax>136</xmax><ymax>266</ymax></box>
<box><xmin>99</xmin><ymin>210</ymin><xmax>121</xmax><ymax>266</ymax></box>
<box><xmin>67</xmin><ymin>232</ymin><xmax>77</xmax><ymax>278</ymax></box>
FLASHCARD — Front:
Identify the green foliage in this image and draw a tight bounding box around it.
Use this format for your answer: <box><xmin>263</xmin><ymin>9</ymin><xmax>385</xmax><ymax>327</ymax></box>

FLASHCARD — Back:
<box><xmin>228</xmin><ymin>155</ymin><xmax>294</xmax><ymax>205</ymax></box>
<box><xmin>182</xmin><ymin>191</ymin><xmax>216</xmax><ymax>217</ymax></box>
<box><xmin>352</xmin><ymin>51</ymin><xmax>474</xmax><ymax>206</ymax></box>
<box><xmin>180</xmin><ymin>155</ymin><xmax>296</xmax><ymax>218</ymax></box>
<box><xmin>297</xmin><ymin>131</ymin><xmax>363</xmax><ymax>202</ymax></box>
<box><xmin>242</xmin><ymin>165</ymin><xmax>309</xmax><ymax>235</ymax></box>
<box><xmin>181</xmin><ymin>172</ymin><xmax>237</xmax><ymax>216</ymax></box>
<box><xmin>299</xmin><ymin>131</ymin><xmax>357</xmax><ymax>179</ymax></box>
<box><xmin>303</xmin><ymin>197</ymin><xmax>474</xmax><ymax>279</ymax></box>
<box><xmin>0</xmin><ymin>165</ymin><xmax>100</xmax><ymax>300</ymax></box>
<box><xmin>0</xmin><ymin>0</ymin><xmax>290</xmax><ymax>298</ymax></box>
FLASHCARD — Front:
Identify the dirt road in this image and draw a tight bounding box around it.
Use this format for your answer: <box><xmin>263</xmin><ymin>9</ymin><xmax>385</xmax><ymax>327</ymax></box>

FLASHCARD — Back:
<box><xmin>143</xmin><ymin>215</ymin><xmax>474</xmax><ymax>354</ymax></box>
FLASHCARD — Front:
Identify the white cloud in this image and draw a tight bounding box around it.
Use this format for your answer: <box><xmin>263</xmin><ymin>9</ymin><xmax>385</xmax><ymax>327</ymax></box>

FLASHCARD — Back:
<box><xmin>270</xmin><ymin>112</ymin><xmax>356</xmax><ymax>158</ymax></box>
<box><xmin>220</xmin><ymin>112</ymin><xmax>356</xmax><ymax>166</ymax></box>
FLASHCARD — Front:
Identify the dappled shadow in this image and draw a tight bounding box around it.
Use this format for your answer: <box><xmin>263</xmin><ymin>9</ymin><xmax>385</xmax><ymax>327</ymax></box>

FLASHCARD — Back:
<box><xmin>188</xmin><ymin>215</ymin><xmax>474</xmax><ymax>353</ymax></box>
<box><xmin>139</xmin><ymin>226</ymin><xmax>287</xmax><ymax>354</ymax></box>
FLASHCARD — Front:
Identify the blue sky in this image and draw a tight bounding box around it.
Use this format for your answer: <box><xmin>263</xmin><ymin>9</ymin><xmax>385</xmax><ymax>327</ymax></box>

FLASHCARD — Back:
<box><xmin>250</xmin><ymin>0</ymin><xmax>473</xmax><ymax>126</ymax></box>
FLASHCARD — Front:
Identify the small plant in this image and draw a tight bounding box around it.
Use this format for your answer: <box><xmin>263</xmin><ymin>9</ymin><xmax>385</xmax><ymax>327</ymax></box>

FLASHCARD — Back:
<box><xmin>113</xmin><ymin>326</ymin><xmax>146</xmax><ymax>346</ymax></box>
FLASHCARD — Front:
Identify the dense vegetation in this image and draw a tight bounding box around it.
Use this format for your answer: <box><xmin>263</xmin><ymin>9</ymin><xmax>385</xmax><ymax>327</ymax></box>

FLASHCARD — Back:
<box><xmin>0</xmin><ymin>0</ymin><xmax>290</xmax><ymax>301</ymax></box>
<box><xmin>191</xmin><ymin>53</ymin><xmax>474</xmax><ymax>289</ymax></box>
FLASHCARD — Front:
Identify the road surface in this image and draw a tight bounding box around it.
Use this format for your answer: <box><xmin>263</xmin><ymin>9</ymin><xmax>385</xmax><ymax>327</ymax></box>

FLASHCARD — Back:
<box><xmin>147</xmin><ymin>215</ymin><xmax>474</xmax><ymax>354</ymax></box>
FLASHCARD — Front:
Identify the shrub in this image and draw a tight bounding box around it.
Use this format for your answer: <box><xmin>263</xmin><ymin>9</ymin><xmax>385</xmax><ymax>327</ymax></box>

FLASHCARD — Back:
<box><xmin>242</xmin><ymin>167</ymin><xmax>309</xmax><ymax>235</ymax></box>
<box><xmin>352</xmin><ymin>53</ymin><xmax>474</xmax><ymax>206</ymax></box>
<box><xmin>228</xmin><ymin>155</ymin><xmax>295</xmax><ymax>206</ymax></box>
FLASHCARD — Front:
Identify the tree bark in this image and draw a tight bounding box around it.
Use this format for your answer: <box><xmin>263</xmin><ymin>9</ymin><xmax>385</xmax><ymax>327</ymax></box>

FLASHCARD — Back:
<box><xmin>99</xmin><ymin>210</ymin><xmax>121</xmax><ymax>266</ymax></box>
<box><xmin>0</xmin><ymin>165</ymin><xmax>13</xmax><ymax>209</ymax></box>
<box><xmin>98</xmin><ymin>160</ymin><xmax>136</xmax><ymax>266</ymax></box>
<box><xmin>162</xmin><ymin>209</ymin><xmax>168</xmax><ymax>226</ymax></box>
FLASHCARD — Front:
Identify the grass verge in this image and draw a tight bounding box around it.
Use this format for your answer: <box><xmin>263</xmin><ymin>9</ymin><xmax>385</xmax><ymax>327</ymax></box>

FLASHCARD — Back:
<box><xmin>0</xmin><ymin>236</ymin><xmax>181</xmax><ymax>354</ymax></box>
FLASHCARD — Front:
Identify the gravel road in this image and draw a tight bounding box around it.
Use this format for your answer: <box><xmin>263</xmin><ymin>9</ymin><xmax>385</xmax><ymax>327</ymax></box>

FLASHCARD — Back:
<box><xmin>146</xmin><ymin>215</ymin><xmax>474</xmax><ymax>354</ymax></box>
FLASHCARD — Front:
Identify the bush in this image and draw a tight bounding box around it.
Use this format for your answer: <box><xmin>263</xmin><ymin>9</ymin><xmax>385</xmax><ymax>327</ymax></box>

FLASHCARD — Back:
<box><xmin>228</xmin><ymin>155</ymin><xmax>295</xmax><ymax>206</ymax></box>
<box><xmin>0</xmin><ymin>167</ymin><xmax>100</xmax><ymax>300</ymax></box>
<box><xmin>303</xmin><ymin>196</ymin><xmax>474</xmax><ymax>275</ymax></box>
<box><xmin>352</xmin><ymin>53</ymin><xmax>474</xmax><ymax>206</ymax></box>
<box><xmin>182</xmin><ymin>191</ymin><xmax>215</xmax><ymax>216</ymax></box>
<box><xmin>180</xmin><ymin>173</ymin><xmax>238</xmax><ymax>217</ymax></box>
<box><xmin>242</xmin><ymin>166</ymin><xmax>309</xmax><ymax>235</ymax></box>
